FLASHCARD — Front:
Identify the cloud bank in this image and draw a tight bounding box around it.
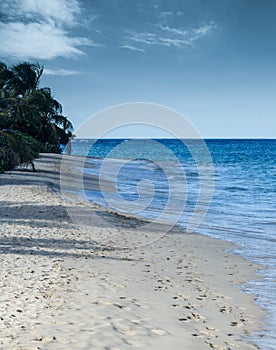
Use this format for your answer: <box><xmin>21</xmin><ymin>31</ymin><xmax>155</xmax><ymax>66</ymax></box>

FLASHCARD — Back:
<box><xmin>0</xmin><ymin>0</ymin><xmax>94</xmax><ymax>60</ymax></box>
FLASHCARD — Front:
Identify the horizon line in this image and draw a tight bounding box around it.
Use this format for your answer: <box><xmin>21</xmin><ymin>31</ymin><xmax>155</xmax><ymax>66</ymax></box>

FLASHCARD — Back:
<box><xmin>73</xmin><ymin>137</ymin><xmax>276</xmax><ymax>140</ymax></box>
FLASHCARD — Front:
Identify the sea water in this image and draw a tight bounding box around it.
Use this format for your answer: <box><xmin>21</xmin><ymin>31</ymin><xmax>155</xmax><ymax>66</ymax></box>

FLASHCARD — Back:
<box><xmin>70</xmin><ymin>138</ymin><xmax>275</xmax><ymax>349</ymax></box>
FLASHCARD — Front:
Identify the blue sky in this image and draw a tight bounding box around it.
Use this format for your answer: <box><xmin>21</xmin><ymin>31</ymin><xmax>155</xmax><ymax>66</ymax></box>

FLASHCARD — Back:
<box><xmin>0</xmin><ymin>0</ymin><xmax>275</xmax><ymax>138</ymax></box>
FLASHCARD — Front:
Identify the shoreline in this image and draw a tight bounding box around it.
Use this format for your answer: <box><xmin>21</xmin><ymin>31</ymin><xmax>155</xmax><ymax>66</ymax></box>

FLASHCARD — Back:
<box><xmin>0</xmin><ymin>154</ymin><xmax>267</xmax><ymax>349</ymax></box>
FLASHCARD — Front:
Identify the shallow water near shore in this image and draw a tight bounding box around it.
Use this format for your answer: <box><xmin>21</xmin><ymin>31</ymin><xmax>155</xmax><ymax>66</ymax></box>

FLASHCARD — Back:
<box><xmin>70</xmin><ymin>138</ymin><xmax>276</xmax><ymax>349</ymax></box>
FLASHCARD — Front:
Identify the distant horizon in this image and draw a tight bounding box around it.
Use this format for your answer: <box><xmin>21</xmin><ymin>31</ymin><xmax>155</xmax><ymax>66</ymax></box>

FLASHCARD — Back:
<box><xmin>73</xmin><ymin>137</ymin><xmax>275</xmax><ymax>140</ymax></box>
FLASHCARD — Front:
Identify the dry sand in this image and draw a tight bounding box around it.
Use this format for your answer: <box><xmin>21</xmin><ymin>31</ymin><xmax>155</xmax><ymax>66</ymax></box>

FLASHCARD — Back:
<box><xmin>0</xmin><ymin>154</ymin><xmax>266</xmax><ymax>349</ymax></box>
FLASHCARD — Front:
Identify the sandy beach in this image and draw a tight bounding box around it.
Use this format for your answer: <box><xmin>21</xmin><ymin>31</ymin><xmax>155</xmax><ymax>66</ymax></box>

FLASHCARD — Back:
<box><xmin>0</xmin><ymin>154</ymin><xmax>266</xmax><ymax>350</ymax></box>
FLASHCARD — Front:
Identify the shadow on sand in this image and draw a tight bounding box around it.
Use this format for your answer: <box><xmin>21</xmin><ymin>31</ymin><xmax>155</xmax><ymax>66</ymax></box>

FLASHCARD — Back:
<box><xmin>0</xmin><ymin>235</ymin><xmax>135</xmax><ymax>261</ymax></box>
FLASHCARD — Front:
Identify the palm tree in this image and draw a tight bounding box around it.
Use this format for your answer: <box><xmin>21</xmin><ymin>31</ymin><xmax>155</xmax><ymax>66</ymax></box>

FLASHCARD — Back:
<box><xmin>0</xmin><ymin>129</ymin><xmax>39</xmax><ymax>172</ymax></box>
<box><xmin>0</xmin><ymin>61</ymin><xmax>73</xmax><ymax>172</ymax></box>
<box><xmin>1</xmin><ymin>62</ymin><xmax>43</xmax><ymax>96</ymax></box>
<box><xmin>25</xmin><ymin>87</ymin><xmax>73</xmax><ymax>150</ymax></box>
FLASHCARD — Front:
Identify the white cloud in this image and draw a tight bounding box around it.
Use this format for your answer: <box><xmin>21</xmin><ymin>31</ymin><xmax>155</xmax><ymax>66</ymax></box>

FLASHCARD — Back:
<box><xmin>127</xmin><ymin>21</ymin><xmax>217</xmax><ymax>49</ymax></box>
<box><xmin>20</xmin><ymin>0</ymin><xmax>81</xmax><ymax>24</ymax></box>
<box><xmin>159</xmin><ymin>25</ymin><xmax>188</xmax><ymax>36</ymax></box>
<box><xmin>0</xmin><ymin>22</ymin><xmax>94</xmax><ymax>60</ymax></box>
<box><xmin>159</xmin><ymin>11</ymin><xmax>173</xmax><ymax>18</ymax></box>
<box><xmin>0</xmin><ymin>0</ymin><xmax>81</xmax><ymax>24</ymax></box>
<box><xmin>0</xmin><ymin>0</ymin><xmax>94</xmax><ymax>60</ymax></box>
<box><xmin>119</xmin><ymin>45</ymin><xmax>145</xmax><ymax>53</ymax></box>
<box><xmin>44</xmin><ymin>67</ymin><xmax>79</xmax><ymax>76</ymax></box>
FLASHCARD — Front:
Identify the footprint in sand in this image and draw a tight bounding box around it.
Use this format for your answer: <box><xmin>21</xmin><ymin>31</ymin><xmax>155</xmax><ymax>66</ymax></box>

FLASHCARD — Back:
<box><xmin>178</xmin><ymin>317</ymin><xmax>191</xmax><ymax>323</ymax></box>
<box><xmin>219</xmin><ymin>305</ymin><xmax>232</xmax><ymax>313</ymax></box>
<box><xmin>172</xmin><ymin>293</ymin><xmax>188</xmax><ymax>301</ymax></box>
<box><xmin>230</xmin><ymin>321</ymin><xmax>243</xmax><ymax>327</ymax></box>
<box><xmin>151</xmin><ymin>328</ymin><xmax>167</xmax><ymax>336</ymax></box>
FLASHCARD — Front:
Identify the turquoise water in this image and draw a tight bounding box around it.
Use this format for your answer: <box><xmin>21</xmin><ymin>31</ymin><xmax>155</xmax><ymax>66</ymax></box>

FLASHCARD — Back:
<box><xmin>70</xmin><ymin>138</ymin><xmax>275</xmax><ymax>349</ymax></box>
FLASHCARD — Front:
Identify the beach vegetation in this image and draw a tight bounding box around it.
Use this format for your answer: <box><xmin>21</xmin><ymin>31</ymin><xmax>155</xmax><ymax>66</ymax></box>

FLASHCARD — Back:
<box><xmin>0</xmin><ymin>129</ymin><xmax>39</xmax><ymax>172</ymax></box>
<box><xmin>0</xmin><ymin>61</ymin><xmax>73</xmax><ymax>172</ymax></box>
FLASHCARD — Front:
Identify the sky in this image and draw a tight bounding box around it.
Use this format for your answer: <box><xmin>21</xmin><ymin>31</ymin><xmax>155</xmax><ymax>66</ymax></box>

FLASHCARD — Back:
<box><xmin>0</xmin><ymin>0</ymin><xmax>275</xmax><ymax>138</ymax></box>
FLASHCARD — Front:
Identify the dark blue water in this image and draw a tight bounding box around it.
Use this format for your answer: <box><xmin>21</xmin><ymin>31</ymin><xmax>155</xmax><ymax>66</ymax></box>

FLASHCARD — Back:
<box><xmin>70</xmin><ymin>138</ymin><xmax>275</xmax><ymax>349</ymax></box>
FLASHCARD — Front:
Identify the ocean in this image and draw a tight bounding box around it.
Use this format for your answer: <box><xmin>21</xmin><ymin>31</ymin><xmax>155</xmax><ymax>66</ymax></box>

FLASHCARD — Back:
<box><xmin>69</xmin><ymin>138</ymin><xmax>275</xmax><ymax>349</ymax></box>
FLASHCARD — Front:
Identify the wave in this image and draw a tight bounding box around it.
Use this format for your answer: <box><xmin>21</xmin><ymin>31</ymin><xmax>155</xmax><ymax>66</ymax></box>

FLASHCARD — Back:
<box><xmin>224</xmin><ymin>186</ymin><xmax>248</xmax><ymax>191</ymax></box>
